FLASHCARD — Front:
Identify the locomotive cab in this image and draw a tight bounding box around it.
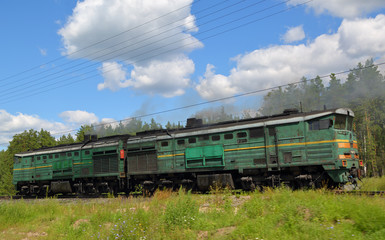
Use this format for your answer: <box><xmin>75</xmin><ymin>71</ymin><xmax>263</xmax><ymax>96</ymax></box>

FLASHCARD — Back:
<box><xmin>317</xmin><ymin>110</ymin><xmax>362</xmax><ymax>186</ymax></box>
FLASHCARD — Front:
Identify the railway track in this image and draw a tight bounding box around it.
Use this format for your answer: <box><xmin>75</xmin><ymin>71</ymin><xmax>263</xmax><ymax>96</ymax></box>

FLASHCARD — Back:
<box><xmin>333</xmin><ymin>190</ymin><xmax>385</xmax><ymax>196</ymax></box>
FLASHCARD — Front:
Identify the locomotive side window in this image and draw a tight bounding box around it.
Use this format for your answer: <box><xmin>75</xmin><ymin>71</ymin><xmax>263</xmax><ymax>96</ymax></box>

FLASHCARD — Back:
<box><xmin>85</xmin><ymin>150</ymin><xmax>90</xmax><ymax>155</ymax></box>
<box><xmin>237</xmin><ymin>132</ymin><xmax>247</xmax><ymax>138</ymax></box>
<box><xmin>250</xmin><ymin>128</ymin><xmax>264</xmax><ymax>138</ymax></box>
<box><xmin>36</xmin><ymin>156</ymin><xmax>41</xmax><ymax>160</ymax></box>
<box><xmin>55</xmin><ymin>154</ymin><xmax>59</xmax><ymax>159</ymax></box>
<box><xmin>49</xmin><ymin>154</ymin><xmax>53</xmax><ymax>159</ymax></box>
<box><xmin>309</xmin><ymin>120</ymin><xmax>319</xmax><ymax>130</ymax></box>
<box><xmin>43</xmin><ymin>156</ymin><xmax>47</xmax><ymax>160</ymax></box>
<box><xmin>189</xmin><ymin>137</ymin><xmax>196</xmax><ymax>144</ymax></box>
<box><xmin>177</xmin><ymin>139</ymin><xmax>185</xmax><ymax>145</ymax></box>
<box><xmin>212</xmin><ymin>135</ymin><xmax>220</xmax><ymax>141</ymax></box>
<box><xmin>224</xmin><ymin>133</ymin><xmax>233</xmax><ymax>140</ymax></box>
<box><xmin>161</xmin><ymin>141</ymin><xmax>169</xmax><ymax>147</ymax></box>
<box><xmin>320</xmin><ymin>119</ymin><xmax>333</xmax><ymax>129</ymax></box>
<box><xmin>199</xmin><ymin>135</ymin><xmax>209</xmax><ymax>141</ymax></box>
<box><xmin>335</xmin><ymin>115</ymin><xmax>346</xmax><ymax>130</ymax></box>
<box><xmin>67</xmin><ymin>152</ymin><xmax>72</xmax><ymax>157</ymax></box>
<box><xmin>74</xmin><ymin>152</ymin><xmax>79</xmax><ymax>157</ymax></box>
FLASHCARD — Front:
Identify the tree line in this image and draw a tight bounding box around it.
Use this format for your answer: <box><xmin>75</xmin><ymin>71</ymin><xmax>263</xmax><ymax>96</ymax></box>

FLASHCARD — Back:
<box><xmin>260</xmin><ymin>59</ymin><xmax>385</xmax><ymax>177</ymax></box>
<box><xmin>0</xmin><ymin>59</ymin><xmax>384</xmax><ymax>195</ymax></box>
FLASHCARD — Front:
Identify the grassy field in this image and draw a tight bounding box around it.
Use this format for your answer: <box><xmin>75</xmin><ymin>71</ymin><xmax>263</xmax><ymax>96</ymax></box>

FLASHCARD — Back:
<box><xmin>360</xmin><ymin>176</ymin><xmax>385</xmax><ymax>191</ymax></box>
<box><xmin>0</xmin><ymin>178</ymin><xmax>385</xmax><ymax>240</ymax></box>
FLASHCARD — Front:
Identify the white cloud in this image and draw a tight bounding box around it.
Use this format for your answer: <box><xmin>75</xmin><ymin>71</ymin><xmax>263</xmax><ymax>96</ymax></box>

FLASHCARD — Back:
<box><xmin>58</xmin><ymin>0</ymin><xmax>202</xmax><ymax>96</ymax></box>
<box><xmin>338</xmin><ymin>15</ymin><xmax>385</xmax><ymax>58</ymax></box>
<box><xmin>196</xmin><ymin>14</ymin><xmax>385</xmax><ymax>100</ymax></box>
<box><xmin>0</xmin><ymin>110</ymin><xmax>69</xmax><ymax>147</ymax></box>
<box><xmin>59</xmin><ymin>110</ymin><xmax>99</xmax><ymax>125</ymax></box>
<box><xmin>129</xmin><ymin>56</ymin><xmax>194</xmax><ymax>97</ymax></box>
<box><xmin>288</xmin><ymin>0</ymin><xmax>385</xmax><ymax>18</ymax></box>
<box><xmin>195</xmin><ymin>64</ymin><xmax>238</xmax><ymax>100</ymax></box>
<box><xmin>97</xmin><ymin>62</ymin><xmax>130</xmax><ymax>91</ymax></box>
<box><xmin>0</xmin><ymin>109</ymin><xmax>117</xmax><ymax>148</ymax></box>
<box><xmin>282</xmin><ymin>25</ymin><xmax>305</xmax><ymax>43</ymax></box>
<box><xmin>98</xmin><ymin>56</ymin><xmax>194</xmax><ymax>97</ymax></box>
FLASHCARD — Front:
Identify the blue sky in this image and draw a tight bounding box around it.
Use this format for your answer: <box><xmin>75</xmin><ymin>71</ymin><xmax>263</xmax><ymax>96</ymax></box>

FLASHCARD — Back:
<box><xmin>1</xmin><ymin>0</ymin><xmax>385</xmax><ymax>148</ymax></box>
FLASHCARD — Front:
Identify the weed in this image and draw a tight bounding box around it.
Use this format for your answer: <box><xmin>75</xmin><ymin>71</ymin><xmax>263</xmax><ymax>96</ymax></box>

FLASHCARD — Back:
<box><xmin>163</xmin><ymin>189</ymin><xmax>199</xmax><ymax>230</ymax></box>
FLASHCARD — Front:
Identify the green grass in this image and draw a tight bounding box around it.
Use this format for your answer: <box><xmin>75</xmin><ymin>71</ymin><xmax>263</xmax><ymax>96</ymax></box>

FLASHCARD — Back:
<box><xmin>360</xmin><ymin>176</ymin><xmax>385</xmax><ymax>191</ymax></box>
<box><xmin>0</xmin><ymin>185</ymin><xmax>385</xmax><ymax>240</ymax></box>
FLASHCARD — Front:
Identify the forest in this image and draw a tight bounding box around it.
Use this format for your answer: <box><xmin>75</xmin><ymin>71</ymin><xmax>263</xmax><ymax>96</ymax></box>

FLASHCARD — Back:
<box><xmin>0</xmin><ymin>59</ymin><xmax>384</xmax><ymax>195</ymax></box>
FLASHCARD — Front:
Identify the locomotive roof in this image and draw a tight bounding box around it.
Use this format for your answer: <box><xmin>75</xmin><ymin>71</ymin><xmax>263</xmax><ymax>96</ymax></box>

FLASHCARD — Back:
<box><xmin>15</xmin><ymin>134</ymin><xmax>131</xmax><ymax>157</ymax></box>
<box><xmin>126</xmin><ymin>108</ymin><xmax>354</xmax><ymax>143</ymax></box>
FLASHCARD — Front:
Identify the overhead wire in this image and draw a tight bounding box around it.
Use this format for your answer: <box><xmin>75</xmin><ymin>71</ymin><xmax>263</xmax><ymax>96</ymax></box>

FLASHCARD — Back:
<box><xmin>0</xmin><ymin>0</ymin><xmax>235</xmax><ymax>90</ymax></box>
<box><xmin>0</xmin><ymin>0</ymin><xmax>330</xmax><ymax>145</ymax></box>
<box><xmin>0</xmin><ymin>0</ymin><xmax>203</xmax><ymax>84</ymax></box>
<box><xmin>0</xmin><ymin>0</ymin><xmax>258</xmax><ymax>97</ymax></box>
<box><xmin>1</xmin><ymin>60</ymin><xmax>383</xmax><ymax>147</ymax></box>
<box><xmin>0</xmin><ymin>0</ymin><xmax>306</xmax><ymax>104</ymax></box>
<box><xmin>49</xmin><ymin>61</ymin><xmax>385</xmax><ymax>137</ymax></box>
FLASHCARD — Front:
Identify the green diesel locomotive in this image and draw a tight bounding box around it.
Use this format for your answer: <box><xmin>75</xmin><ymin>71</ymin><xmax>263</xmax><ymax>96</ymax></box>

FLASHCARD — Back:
<box><xmin>13</xmin><ymin>108</ymin><xmax>362</xmax><ymax>195</ymax></box>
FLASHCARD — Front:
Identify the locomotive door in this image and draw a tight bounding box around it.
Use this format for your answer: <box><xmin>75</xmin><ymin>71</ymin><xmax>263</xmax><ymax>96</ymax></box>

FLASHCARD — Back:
<box><xmin>266</xmin><ymin>127</ymin><xmax>280</xmax><ymax>170</ymax></box>
<box><xmin>24</xmin><ymin>156</ymin><xmax>35</xmax><ymax>181</ymax></box>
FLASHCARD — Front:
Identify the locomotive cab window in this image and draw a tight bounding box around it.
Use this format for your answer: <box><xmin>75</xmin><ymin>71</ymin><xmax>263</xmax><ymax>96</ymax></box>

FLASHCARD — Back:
<box><xmin>347</xmin><ymin>116</ymin><xmax>353</xmax><ymax>131</ymax></box>
<box><xmin>309</xmin><ymin>119</ymin><xmax>333</xmax><ymax>130</ymax></box>
<box><xmin>14</xmin><ymin>157</ymin><xmax>21</xmax><ymax>164</ymax></box>
<box><xmin>335</xmin><ymin>115</ymin><xmax>346</xmax><ymax>130</ymax></box>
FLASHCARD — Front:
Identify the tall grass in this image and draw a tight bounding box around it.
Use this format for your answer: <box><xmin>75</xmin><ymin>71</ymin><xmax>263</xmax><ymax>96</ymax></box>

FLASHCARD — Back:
<box><xmin>360</xmin><ymin>176</ymin><xmax>385</xmax><ymax>191</ymax></box>
<box><xmin>0</xmin><ymin>185</ymin><xmax>384</xmax><ymax>239</ymax></box>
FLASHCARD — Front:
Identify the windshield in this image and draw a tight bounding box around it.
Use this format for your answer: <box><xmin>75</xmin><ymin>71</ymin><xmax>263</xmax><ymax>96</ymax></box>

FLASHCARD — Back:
<box><xmin>347</xmin><ymin>116</ymin><xmax>353</xmax><ymax>131</ymax></box>
<box><xmin>335</xmin><ymin>115</ymin><xmax>346</xmax><ymax>130</ymax></box>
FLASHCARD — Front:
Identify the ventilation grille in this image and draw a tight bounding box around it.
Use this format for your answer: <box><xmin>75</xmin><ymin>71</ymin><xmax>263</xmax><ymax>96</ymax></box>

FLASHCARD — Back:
<box><xmin>93</xmin><ymin>154</ymin><xmax>118</xmax><ymax>174</ymax></box>
<box><xmin>128</xmin><ymin>151</ymin><xmax>157</xmax><ymax>172</ymax></box>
